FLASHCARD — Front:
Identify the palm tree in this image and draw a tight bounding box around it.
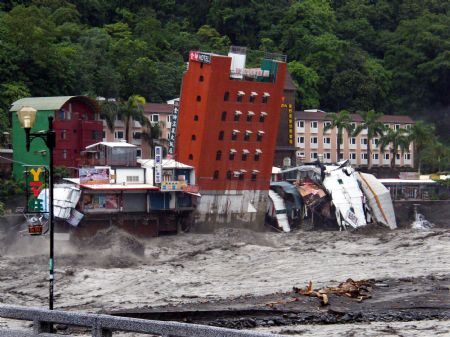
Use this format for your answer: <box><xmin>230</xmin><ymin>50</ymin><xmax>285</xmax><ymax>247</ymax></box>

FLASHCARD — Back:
<box><xmin>100</xmin><ymin>100</ymin><xmax>118</xmax><ymax>134</ymax></box>
<box><xmin>353</xmin><ymin>110</ymin><xmax>385</xmax><ymax>169</ymax></box>
<box><xmin>100</xmin><ymin>95</ymin><xmax>146</xmax><ymax>143</ymax></box>
<box><xmin>407</xmin><ymin>120</ymin><xmax>435</xmax><ymax>174</ymax></box>
<box><xmin>379</xmin><ymin>128</ymin><xmax>411</xmax><ymax>169</ymax></box>
<box><xmin>324</xmin><ymin>110</ymin><xmax>354</xmax><ymax>162</ymax></box>
<box><xmin>141</xmin><ymin>118</ymin><xmax>162</xmax><ymax>158</ymax></box>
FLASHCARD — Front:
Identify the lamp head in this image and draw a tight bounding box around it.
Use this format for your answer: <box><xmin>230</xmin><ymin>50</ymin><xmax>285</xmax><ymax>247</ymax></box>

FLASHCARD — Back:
<box><xmin>17</xmin><ymin>106</ymin><xmax>37</xmax><ymax>129</ymax></box>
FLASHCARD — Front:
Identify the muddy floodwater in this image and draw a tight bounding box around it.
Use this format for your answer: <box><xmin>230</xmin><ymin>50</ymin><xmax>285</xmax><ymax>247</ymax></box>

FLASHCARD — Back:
<box><xmin>0</xmin><ymin>225</ymin><xmax>449</xmax><ymax>336</ymax></box>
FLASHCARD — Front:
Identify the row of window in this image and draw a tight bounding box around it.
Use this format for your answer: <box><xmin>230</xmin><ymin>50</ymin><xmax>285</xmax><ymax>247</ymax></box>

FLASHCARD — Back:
<box><xmin>212</xmin><ymin>170</ymin><xmax>260</xmax><ymax>181</ymax></box>
<box><xmin>297</xmin><ymin>137</ymin><xmax>383</xmax><ymax>146</ymax></box>
<box><xmin>298</xmin><ymin>152</ymin><xmax>412</xmax><ymax>160</ymax></box>
<box><xmin>216</xmin><ymin>149</ymin><xmax>262</xmax><ymax>161</ymax></box>
<box><xmin>297</xmin><ymin>120</ymin><xmax>412</xmax><ymax>131</ymax></box>
<box><xmin>219</xmin><ymin>110</ymin><xmax>267</xmax><ymax>123</ymax></box>
<box><xmin>216</xmin><ymin>130</ymin><xmax>265</xmax><ymax>142</ymax></box>
<box><xmin>222</xmin><ymin>91</ymin><xmax>270</xmax><ymax>104</ymax></box>
<box><xmin>59</xmin><ymin>129</ymin><xmax>102</xmax><ymax>141</ymax></box>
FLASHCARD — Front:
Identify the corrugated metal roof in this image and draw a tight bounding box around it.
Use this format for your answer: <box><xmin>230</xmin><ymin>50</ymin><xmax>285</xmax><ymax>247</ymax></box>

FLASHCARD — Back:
<box><xmin>10</xmin><ymin>96</ymin><xmax>100</xmax><ymax>113</ymax></box>
<box><xmin>10</xmin><ymin>96</ymin><xmax>75</xmax><ymax>112</ymax></box>
<box><xmin>138</xmin><ymin>158</ymin><xmax>193</xmax><ymax>169</ymax></box>
<box><xmin>85</xmin><ymin>142</ymin><xmax>137</xmax><ymax>149</ymax></box>
<box><xmin>144</xmin><ymin>103</ymin><xmax>174</xmax><ymax>113</ymax></box>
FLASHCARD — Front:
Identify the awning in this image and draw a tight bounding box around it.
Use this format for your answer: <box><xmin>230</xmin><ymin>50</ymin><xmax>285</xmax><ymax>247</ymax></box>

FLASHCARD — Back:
<box><xmin>242</xmin><ymin>149</ymin><xmax>250</xmax><ymax>154</ymax></box>
<box><xmin>237</xmin><ymin>91</ymin><xmax>245</xmax><ymax>96</ymax></box>
<box><xmin>245</xmin><ymin>130</ymin><xmax>253</xmax><ymax>134</ymax></box>
<box><xmin>263</xmin><ymin>92</ymin><xmax>270</xmax><ymax>97</ymax></box>
<box><xmin>240</xmin><ymin>169</ymin><xmax>247</xmax><ymax>173</ymax></box>
<box><xmin>252</xmin><ymin>170</ymin><xmax>260</xmax><ymax>173</ymax></box>
<box><xmin>230</xmin><ymin>149</ymin><xmax>237</xmax><ymax>153</ymax></box>
<box><xmin>185</xmin><ymin>191</ymin><xmax>201</xmax><ymax>197</ymax></box>
<box><xmin>251</xmin><ymin>92</ymin><xmax>258</xmax><ymax>96</ymax></box>
<box><xmin>247</xmin><ymin>111</ymin><xmax>255</xmax><ymax>116</ymax></box>
<box><xmin>257</xmin><ymin>130</ymin><xmax>265</xmax><ymax>134</ymax></box>
<box><xmin>235</xmin><ymin>110</ymin><xmax>242</xmax><ymax>115</ymax></box>
<box><xmin>232</xmin><ymin>129</ymin><xmax>240</xmax><ymax>133</ymax></box>
<box><xmin>260</xmin><ymin>111</ymin><xmax>268</xmax><ymax>116</ymax></box>
<box><xmin>255</xmin><ymin>149</ymin><xmax>262</xmax><ymax>154</ymax></box>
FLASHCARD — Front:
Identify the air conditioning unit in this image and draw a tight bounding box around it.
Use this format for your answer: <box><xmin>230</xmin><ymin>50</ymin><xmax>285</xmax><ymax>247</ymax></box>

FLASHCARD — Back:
<box><xmin>233</xmin><ymin>171</ymin><xmax>241</xmax><ymax>178</ymax></box>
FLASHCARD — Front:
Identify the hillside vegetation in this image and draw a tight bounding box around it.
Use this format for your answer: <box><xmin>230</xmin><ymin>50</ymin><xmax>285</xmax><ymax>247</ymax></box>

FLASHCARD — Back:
<box><xmin>0</xmin><ymin>0</ymin><xmax>449</xmax><ymax>144</ymax></box>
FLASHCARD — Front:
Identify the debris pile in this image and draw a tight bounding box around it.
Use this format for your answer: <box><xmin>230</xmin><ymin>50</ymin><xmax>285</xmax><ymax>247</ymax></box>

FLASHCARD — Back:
<box><xmin>293</xmin><ymin>279</ymin><xmax>373</xmax><ymax>306</ymax></box>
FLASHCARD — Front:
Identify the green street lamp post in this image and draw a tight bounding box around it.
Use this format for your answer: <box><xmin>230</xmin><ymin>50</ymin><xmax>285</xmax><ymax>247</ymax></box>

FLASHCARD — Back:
<box><xmin>17</xmin><ymin>106</ymin><xmax>56</xmax><ymax>316</ymax></box>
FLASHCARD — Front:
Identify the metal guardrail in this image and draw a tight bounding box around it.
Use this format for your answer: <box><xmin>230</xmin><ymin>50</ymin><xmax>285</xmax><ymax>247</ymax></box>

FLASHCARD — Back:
<box><xmin>0</xmin><ymin>304</ymin><xmax>282</xmax><ymax>337</ymax></box>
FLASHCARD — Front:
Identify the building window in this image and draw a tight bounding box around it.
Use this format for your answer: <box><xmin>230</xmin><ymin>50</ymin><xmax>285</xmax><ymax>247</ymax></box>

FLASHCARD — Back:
<box><xmin>216</xmin><ymin>150</ymin><xmax>222</xmax><ymax>160</ymax></box>
<box><xmin>227</xmin><ymin>170</ymin><xmax>232</xmax><ymax>179</ymax></box>
<box><xmin>254</xmin><ymin>149</ymin><xmax>262</xmax><ymax>161</ymax></box>
<box><xmin>405</xmin><ymin>124</ymin><xmax>411</xmax><ymax>130</ymax></box>
<box><xmin>372</xmin><ymin>138</ymin><xmax>379</xmax><ymax>146</ymax></box>
<box><xmin>218</xmin><ymin>131</ymin><xmax>224</xmax><ymax>140</ymax></box>
<box><xmin>188</xmin><ymin>154</ymin><xmax>193</xmax><ymax>160</ymax></box>
<box><xmin>133</xmin><ymin>131</ymin><xmax>141</xmax><ymax>139</ymax></box>
<box><xmin>298</xmin><ymin>120</ymin><xmax>305</xmax><ymax>128</ymax></box>
<box><xmin>310</xmin><ymin>137</ymin><xmax>318</xmax><ymax>144</ymax></box>
<box><xmin>324</xmin><ymin>153</ymin><xmax>331</xmax><ymax>160</ymax></box>
<box><xmin>384</xmin><ymin>153</ymin><xmax>390</xmax><ymax>160</ymax></box>
<box><xmin>323</xmin><ymin>137</ymin><xmax>331</xmax><ymax>144</ymax></box>
<box><xmin>404</xmin><ymin>153</ymin><xmax>411</xmax><ymax>160</ymax></box>
<box><xmin>396</xmin><ymin>154</ymin><xmax>401</xmax><ymax>160</ymax></box>
<box><xmin>395</xmin><ymin>124</ymin><xmax>400</xmax><ymax>130</ymax></box>
<box><xmin>136</xmin><ymin>149</ymin><xmax>142</xmax><ymax>158</ymax></box>
<box><xmin>361</xmin><ymin>138</ymin><xmax>368</xmax><ymax>145</ymax></box>
<box><xmin>224</xmin><ymin>92</ymin><xmax>229</xmax><ymax>101</ymax></box>
<box><xmin>221</xmin><ymin>111</ymin><xmax>227</xmax><ymax>121</ymax></box>
<box><xmin>213</xmin><ymin>170</ymin><xmax>219</xmax><ymax>180</ymax></box>
<box><xmin>191</xmin><ymin>134</ymin><xmax>196</xmax><ymax>141</ymax></box>
<box><xmin>298</xmin><ymin>136</ymin><xmax>305</xmax><ymax>144</ymax></box>
<box><xmin>242</xmin><ymin>150</ymin><xmax>249</xmax><ymax>161</ymax></box>
<box><xmin>62</xmin><ymin>149</ymin><xmax>67</xmax><ymax>159</ymax></box>
<box><xmin>257</xmin><ymin>131</ymin><xmax>264</xmax><ymax>142</ymax></box>
<box><xmin>60</xmin><ymin>130</ymin><xmax>67</xmax><ymax>140</ymax></box>
<box><xmin>234</xmin><ymin>110</ymin><xmax>241</xmax><ymax>121</ymax></box>
<box><xmin>246</xmin><ymin>111</ymin><xmax>254</xmax><ymax>122</ymax></box>
<box><xmin>244</xmin><ymin>131</ymin><xmax>251</xmax><ymax>141</ymax></box>
<box><xmin>249</xmin><ymin>95</ymin><xmax>255</xmax><ymax>103</ymax></box>
<box><xmin>231</xmin><ymin>130</ymin><xmax>239</xmax><ymax>141</ymax></box>
<box><xmin>310</xmin><ymin>152</ymin><xmax>318</xmax><ymax>160</ymax></box>
<box><xmin>350</xmin><ymin>137</ymin><xmax>356</xmax><ymax>145</ymax></box>
<box><xmin>239</xmin><ymin>172</ymin><xmax>245</xmax><ymax>180</ymax></box>
<box><xmin>373</xmin><ymin>153</ymin><xmax>379</xmax><ymax>160</ymax></box>
<box><xmin>311</xmin><ymin>121</ymin><xmax>318</xmax><ymax>129</ymax></box>
<box><xmin>259</xmin><ymin>112</ymin><xmax>267</xmax><ymax>123</ymax></box>
<box><xmin>262</xmin><ymin>92</ymin><xmax>270</xmax><ymax>103</ymax></box>
<box><xmin>116</xmin><ymin>114</ymin><xmax>122</xmax><ymax>121</ymax></box>
<box><xmin>361</xmin><ymin>153</ymin><xmax>368</xmax><ymax>160</ymax></box>
<box><xmin>92</xmin><ymin>130</ymin><xmax>101</xmax><ymax>140</ymax></box>
<box><xmin>150</xmin><ymin>114</ymin><xmax>159</xmax><ymax>123</ymax></box>
<box><xmin>323</xmin><ymin>121</ymin><xmax>331</xmax><ymax>130</ymax></box>
<box><xmin>237</xmin><ymin>91</ymin><xmax>244</xmax><ymax>102</ymax></box>
<box><xmin>114</xmin><ymin>131</ymin><xmax>124</xmax><ymax>139</ymax></box>
<box><xmin>251</xmin><ymin>172</ymin><xmax>257</xmax><ymax>181</ymax></box>
<box><xmin>102</xmin><ymin>131</ymin><xmax>106</xmax><ymax>140</ymax></box>
<box><xmin>194</xmin><ymin>115</ymin><xmax>199</xmax><ymax>121</ymax></box>
<box><xmin>229</xmin><ymin>150</ymin><xmax>236</xmax><ymax>160</ymax></box>
<box><xmin>199</xmin><ymin>75</ymin><xmax>204</xmax><ymax>82</ymax></box>
<box><xmin>126</xmin><ymin>176</ymin><xmax>139</xmax><ymax>183</ymax></box>
<box><xmin>350</xmin><ymin>153</ymin><xmax>356</xmax><ymax>160</ymax></box>
<box><xmin>196</xmin><ymin>95</ymin><xmax>201</xmax><ymax>102</ymax></box>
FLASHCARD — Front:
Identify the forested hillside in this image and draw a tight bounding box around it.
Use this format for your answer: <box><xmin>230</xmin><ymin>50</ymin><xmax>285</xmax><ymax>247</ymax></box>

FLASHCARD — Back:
<box><xmin>0</xmin><ymin>0</ymin><xmax>449</xmax><ymax>143</ymax></box>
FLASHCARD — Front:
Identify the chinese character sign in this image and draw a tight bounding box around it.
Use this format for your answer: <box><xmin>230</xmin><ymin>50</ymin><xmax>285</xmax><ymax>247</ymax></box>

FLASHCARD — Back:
<box><xmin>167</xmin><ymin>100</ymin><xmax>179</xmax><ymax>157</ymax></box>
<box><xmin>281</xmin><ymin>103</ymin><xmax>294</xmax><ymax>145</ymax></box>
<box><xmin>26</xmin><ymin>166</ymin><xmax>48</xmax><ymax>213</ymax></box>
<box><xmin>155</xmin><ymin>146</ymin><xmax>162</xmax><ymax>184</ymax></box>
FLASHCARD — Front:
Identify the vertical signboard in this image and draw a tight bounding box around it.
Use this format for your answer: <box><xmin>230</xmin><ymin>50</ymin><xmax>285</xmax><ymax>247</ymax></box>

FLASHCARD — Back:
<box><xmin>154</xmin><ymin>146</ymin><xmax>162</xmax><ymax>184</ymax></box>
<box><xmin>25</xmin><ymin>166</ymin><xmax>48</xmax><ymax>213</ymax></box>
<box><xmin>287</xmin><ymin>103</ymin><xmax>294</xmax><ymax>145</ymax></box>
<box><xmin>167</xmin><ymin>100</ymin><xmax>179</xmax><ymax>158</ymax></box>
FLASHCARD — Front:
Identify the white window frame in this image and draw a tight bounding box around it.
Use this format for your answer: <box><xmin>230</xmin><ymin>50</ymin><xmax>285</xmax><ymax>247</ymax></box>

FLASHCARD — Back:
<box><xmin>310</xmin><ymin>137</ymin><xmax>318</xmax><ymax>144</ymax></box>
<box><xmin>310</xmin><ymin>121</ymin><xmax>318</xmax><ymax>129</ymax></box>
<box><xmin>114</xmin><ymin>131</ymin><xmax>124</xmax><ymax>139</ymax></box>
<box><xmin>150</xmin><ymin>114</ymin><xmax>160</xmax><ymax>123</ymax></box>
<box><xmin>310</xmin><ymin>152</ymin><xmax>318</xmax><ymax>160</ymax></box>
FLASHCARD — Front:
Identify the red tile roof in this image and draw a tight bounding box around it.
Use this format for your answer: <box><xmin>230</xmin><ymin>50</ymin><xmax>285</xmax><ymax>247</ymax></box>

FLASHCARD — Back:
<box><xmin>143</xmin><ymin>103</ymin><xmax>174</xmax><ymax>114</ymax></box>
<box><xmin>295</xmin><ymin>111</ymin><xmax>415</xmax><ymax>124</ymax></box>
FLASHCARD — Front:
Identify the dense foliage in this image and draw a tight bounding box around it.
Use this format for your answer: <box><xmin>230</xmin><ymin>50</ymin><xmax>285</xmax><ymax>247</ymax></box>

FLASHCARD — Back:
<box><xmin>0</xmin><ymin>1</ymin><xmax>449</xmax><ymax>155</ymax></box>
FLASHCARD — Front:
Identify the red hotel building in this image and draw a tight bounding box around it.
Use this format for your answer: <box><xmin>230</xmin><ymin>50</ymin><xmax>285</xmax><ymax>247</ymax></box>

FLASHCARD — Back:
<box><xmin>176</xmin><ymin>48</ymin><xmax>286</xmax><ymax>228</ymax></box>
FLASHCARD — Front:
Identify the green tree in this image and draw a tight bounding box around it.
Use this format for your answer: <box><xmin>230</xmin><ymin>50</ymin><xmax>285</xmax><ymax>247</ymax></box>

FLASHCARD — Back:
<box><xmin>407</xmin><ymin>120</ymin><xmax>436</xmax><ymax>174</ymax></box>
<box><xmin>118</xmin><ymin>95</ymin><xmax>146</xmax><ymax>143</ymax></box>
<box><xmin>324</xmin><ymin>110</ymin><xmax>354</xmax><ymax>162</ymax></box>
<box><xmin>379</xmin><ymin>127</ymin><xmax>411</xmax><ymax>169</ymax></box>
<box><xmin>353</xmin><ymin>110</ymin><xmax>385</xmax><ymax>169</ymax></box>
<box><xmin>288</xmin><ymin>61</ymin><xmax>319</xmax><ymax>110</ymax></box>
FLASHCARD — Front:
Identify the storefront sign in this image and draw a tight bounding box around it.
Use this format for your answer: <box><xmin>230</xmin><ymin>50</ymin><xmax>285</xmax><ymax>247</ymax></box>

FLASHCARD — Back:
<box><xmin>26</xmin><ymin>166</ymin><xmax>48</xmax><ymax>213</ymax></box>
<box><xmin>161</xmin><ymin>180</ymin><xmax>187</xmax><ymax>191</ymax></box>
<box><xmin>182</xmin><ymin>185</ymin><xmax>199</xmax><ymax>193</ymax></box>
<box><xmin>189</xmin><ymin>51</ymin><xmax>211</xmax><ymax>64</ymax></box>
<box><xmin>80</xmin><ymin>167</ymin><xmax>110</xmax><ymax>185</ymax></box>
<box><xmin>155</xmin><ymin>146</ymin><xmax>162</xmax><ymax>184</ymax></box>
<box><xmin>167</xmin><ymin>100</ymin><xmax>179</xmax><ymax>158</ymax></box>
<box><xmin>281</xmin><ymin>103</ymin><xmax>294</xmax><ymax>145</ymax></box>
